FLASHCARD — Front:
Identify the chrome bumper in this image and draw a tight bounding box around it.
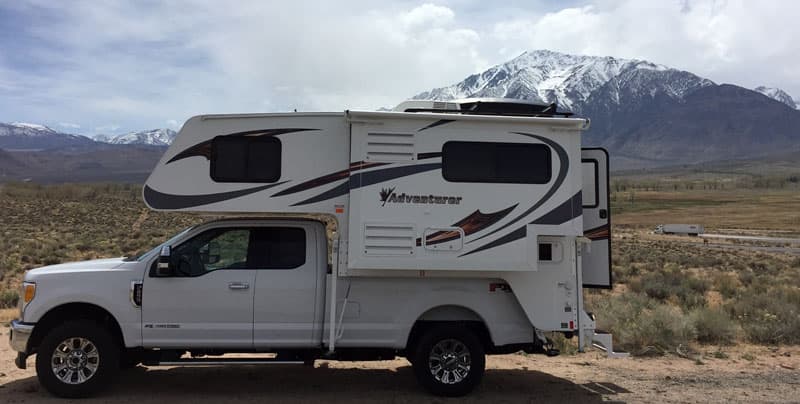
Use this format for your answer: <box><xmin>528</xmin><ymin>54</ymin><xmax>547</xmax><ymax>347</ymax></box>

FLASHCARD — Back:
<box><xmin>9</xmin><ymin>319</ymin><xmax>34</xmax><ymax>353</ymax></box>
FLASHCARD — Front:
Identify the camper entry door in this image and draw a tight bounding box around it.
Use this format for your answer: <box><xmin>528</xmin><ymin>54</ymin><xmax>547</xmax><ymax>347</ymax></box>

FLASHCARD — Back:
<box><xmin>581</xmin><ymin>148</ymin><xmax>611</xmax><ymax>288</ymax></box>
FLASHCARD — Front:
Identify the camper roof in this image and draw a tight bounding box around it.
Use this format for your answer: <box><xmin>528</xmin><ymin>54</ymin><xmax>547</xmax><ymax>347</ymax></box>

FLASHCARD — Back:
<box><xmin>393</xmin><ymin>98</ymin><xmax>574</xmax><ymax>118</ymax></box>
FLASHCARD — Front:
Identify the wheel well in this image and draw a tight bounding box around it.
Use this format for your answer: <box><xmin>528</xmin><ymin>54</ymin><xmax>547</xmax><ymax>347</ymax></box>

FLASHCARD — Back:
<box><xmin>406</xmin><ymin>306</ymin><xmax>493</xmax><ymax>354</ymax></box>
<box><xmin>27</xmin><ymin>303</ymin><xmax>125</xmax><ymax>354</ymax></box>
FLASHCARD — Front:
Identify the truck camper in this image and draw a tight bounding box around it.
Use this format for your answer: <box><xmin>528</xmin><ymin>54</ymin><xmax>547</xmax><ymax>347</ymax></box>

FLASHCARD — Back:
<box><xmin>10</xmin><ymin>98</ymin><xmax>624</xmax><ymax>398</ymax></box>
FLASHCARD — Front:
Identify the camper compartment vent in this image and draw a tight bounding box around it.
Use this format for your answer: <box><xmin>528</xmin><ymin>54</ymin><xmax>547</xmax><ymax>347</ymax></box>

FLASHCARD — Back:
<box><xmin>366</xmin><ymin>132</ymin><xmax>415</xmax><ymax>162</ymax></box>
<box><xmin>363</xmin><ymin>223</ymin><xmax>415</xmax><ymax>256</ymax></box>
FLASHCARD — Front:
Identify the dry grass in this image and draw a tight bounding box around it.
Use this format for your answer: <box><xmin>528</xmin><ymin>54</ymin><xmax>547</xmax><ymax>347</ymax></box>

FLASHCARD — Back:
<box><xmin>612</xmin><ymin>189</ymin><xmax>800</xmax><ymax>232</ymax></box>
<box><xmin>0</xmin><ymin>308</ymin><xmax>18</xmax><ymax>323</ymax></box>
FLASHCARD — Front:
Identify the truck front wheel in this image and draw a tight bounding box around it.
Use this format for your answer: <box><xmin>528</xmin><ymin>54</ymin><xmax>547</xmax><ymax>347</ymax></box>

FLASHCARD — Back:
<box><xmin>411</xmin><ymin>325</ymin><xmax>485</xmax><ymax>397</ymax></box>
<box><xmin>35</xmin><ymin>320</ymin><xmax>120</xmax><ymax>398</ymax></box>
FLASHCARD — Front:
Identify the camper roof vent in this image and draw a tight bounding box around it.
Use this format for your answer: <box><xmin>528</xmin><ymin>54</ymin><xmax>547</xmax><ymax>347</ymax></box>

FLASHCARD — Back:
<box><xmin>394</xmin><ymin>98</ymin><xmax>573</xmax><ymax>118</ymax></box>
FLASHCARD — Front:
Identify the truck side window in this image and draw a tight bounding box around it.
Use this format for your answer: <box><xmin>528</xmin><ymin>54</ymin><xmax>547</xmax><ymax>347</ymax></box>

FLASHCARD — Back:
<box><xmin>442</xmin><ymin>141</ymin><xmax>551</xmax><ymax>184</ymax></box>
<box><xmin>250</xmin><ymin>227</ymin><xmax>306</xmax><ymax>269</ymax></box>
<box><xmin>170</xmin><ymin>229</ymin><xmax>251</xmax><ymax>276</ymax></box>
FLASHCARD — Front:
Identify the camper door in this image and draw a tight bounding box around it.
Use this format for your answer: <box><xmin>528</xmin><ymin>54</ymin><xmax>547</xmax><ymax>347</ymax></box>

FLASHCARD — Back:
<box><xmin>581</xmin><ymin>148</ymin><xmax>611</xmax><ymax>288</ymax></box>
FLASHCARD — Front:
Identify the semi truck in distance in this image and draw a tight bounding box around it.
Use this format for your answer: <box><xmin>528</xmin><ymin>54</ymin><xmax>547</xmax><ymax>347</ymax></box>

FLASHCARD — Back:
<box><xmin>654</xmin><ymin>224</ymin><xmax>705</xmax><ymax>236</ymax></box>
<box><xmin>9</xmin><ymin>98</ymin><xmax>623</xmax><ymax>398</ymax></box>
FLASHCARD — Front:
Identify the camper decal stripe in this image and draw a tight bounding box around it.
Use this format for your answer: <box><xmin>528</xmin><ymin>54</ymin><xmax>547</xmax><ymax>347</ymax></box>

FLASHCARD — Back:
<box><xmin>349</xmin><ymin>163</ymin><xmax>442</xmax><ymax>190</ymax></box>
<box><xmin>585</xmin><ymin>224</ymin><xmax>610</xmax><ymax>240</ymax></box>
<box><xmin>143</xmin><ymin>182</ymin><xmax>288</xmax><ymax>210</ymax></box>
<box><xmin>291</xmin><ymin>163</ymin><xmax>442</xmax><ymax>206</ymax></box>
<box><xmin>461</xmin><ymin>192</ymin><xmax>580</xmax><ymax>257</ymax></box>
<box><xmin>291</xmin><ymin>181</ymin><xmax>350</xmax><ymax>206</ymax></box>
<box><xmin>417</xmin><ymin>119</ymin><xmax>455</xmax><ymax>132</ymax></box>
<box><xmin>468</xmin><ymin>132</ymin><xmax>569</xmax><ymax>244</ymax></box>
<box><xmin>417</xmin><ymin>151</ymin><xmax>442</xmax><ymax>160</ymax></box>
<box><xmin>530</xmin><ymin>191</ymin><xmax>582</xmax><ymax>225</ymax></box>
<box><xmin>166</xmin><ymin>128</ymin><xmax>318</xmax><ymax>164</ymax></box>
<box><xmin>272</xmin><ymin>161</ymin><xmax>388</xmax><ymax>197</ymax></box>
<box><xmin>460</xmin><ymin>226</ymin><xmax>526</xmax><ymax>257</ymax></box>
<box><xmin>416</xmin><ymin>204</ymin><xmax>518</xmax><ymax>246</ymax></box>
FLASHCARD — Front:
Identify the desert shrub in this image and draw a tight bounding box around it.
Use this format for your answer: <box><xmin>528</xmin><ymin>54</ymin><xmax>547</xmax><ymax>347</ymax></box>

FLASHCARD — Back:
<box><xmin>0</xmin><ymin>289</ymin><xmax>19</xmax><ymax>308</ymax></box>
<box><xmin>690</xmin><ymin>307</ymin><xmax>738</xmax><ymax>345</ymax></box>
<box><xmin>726</xmin><ymin>288</ymin><xmax>800</xmax><ymax>344</ymax></box>
<box><xmin>630</xmin><ymin>267</ymin><xmax>709</xmax><ymax>309</ymax></box>
<box><xmin>592</xmin><ymin>294</ymin><xmax>695</xmax><ymax>355</ymax></box>
<box><xmin>712</xmin><ymin>272</ymin><xmax>740</xmax><ymax>299</ymax></box>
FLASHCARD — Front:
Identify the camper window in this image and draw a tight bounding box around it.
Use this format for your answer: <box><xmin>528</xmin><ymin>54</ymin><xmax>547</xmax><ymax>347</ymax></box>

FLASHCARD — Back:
<box><xmin>441</xmin><ymin>141</ymin><xmax>551</xmax><ymax>184</ymax></box>
<box><xmin>210</xmin><ymin>136</ymin><xmax>281</xmax><ymax>183</ymax></box>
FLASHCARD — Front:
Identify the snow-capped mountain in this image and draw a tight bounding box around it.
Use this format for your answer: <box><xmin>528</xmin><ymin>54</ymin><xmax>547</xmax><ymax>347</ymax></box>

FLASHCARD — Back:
<box><xmin>414</xmin><ymin>49</ymin><xmax>714</xmax><ymax>113</ymax></box>
<box><xmin>754</xmin><ymin>86</ymin><xmax>797</xmax><ymax>109</ymax></box>
<box><xmin>0</xmin><ymin>122</ymin><xmax>94</xmax><ymax>150</ymax></box>
<box><xmin>100</xmin><ymin>129</ymin><xmax>177</xmax><ymax>146</ymax></box>
<box><xmin>414</xmin><ymin>50</ymin><xmax>800</xmax><ymax>167</ymax></box>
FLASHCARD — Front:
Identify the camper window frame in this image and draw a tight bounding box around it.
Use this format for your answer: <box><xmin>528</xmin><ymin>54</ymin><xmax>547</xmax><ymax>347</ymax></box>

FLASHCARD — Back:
<box><xmin>210</xmin><ymin>136</ymin><xmax>282</xmax><ymax>183</ymax></box>
<box><xmin>441</xmin><ymin>140</ymin><xmax>552</xmax><ymax>184</ymax></box>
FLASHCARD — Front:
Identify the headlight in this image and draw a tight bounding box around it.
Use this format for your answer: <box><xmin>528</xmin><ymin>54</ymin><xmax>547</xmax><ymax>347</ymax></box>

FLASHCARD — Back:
<box><xmin>20</xmin><ymin>281</ymin><xmax>35</xmax><ymax>318</ymax></box>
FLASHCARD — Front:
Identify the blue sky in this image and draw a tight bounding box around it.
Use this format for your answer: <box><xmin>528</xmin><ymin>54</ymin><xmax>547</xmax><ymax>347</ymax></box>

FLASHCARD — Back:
<box><xmin>1</xmin><ymin>0</ymin><xmax>797</xmax><ymax>135</ymax></box>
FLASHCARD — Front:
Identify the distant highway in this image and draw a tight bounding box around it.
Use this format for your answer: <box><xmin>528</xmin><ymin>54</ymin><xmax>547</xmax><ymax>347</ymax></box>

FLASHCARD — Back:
<box><xmin>701</xmin><ymin>233</ymin><xmax>800</xmax><ymax>244</ymax></box>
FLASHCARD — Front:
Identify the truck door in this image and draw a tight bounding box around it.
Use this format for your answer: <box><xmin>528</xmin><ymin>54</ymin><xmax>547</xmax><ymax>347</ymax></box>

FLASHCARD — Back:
<box><xmin>581</xmin><ymin>148</ymin><xmax>612</xmax><ymax>288</ymax></box>
<box><xmin>252</xmin><ymin>224</ymin><xmax>320</xmax><ymax>347</ymax></box>
<box><xmin>142</xmin><ymin>227</ymin><xmax>256</xmax><ymax>348</ymax></box>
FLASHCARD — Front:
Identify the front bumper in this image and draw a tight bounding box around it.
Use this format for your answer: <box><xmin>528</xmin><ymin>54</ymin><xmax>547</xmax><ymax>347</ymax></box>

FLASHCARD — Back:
<box><xmin>9</xmin><ymin>320</ymin><xmax>34</xmax><ymax>369</ymax></box>
<box><xmin>9</xmin><ymin>319</ymin><xmax>34</xmax><ymax>353</ymax></box>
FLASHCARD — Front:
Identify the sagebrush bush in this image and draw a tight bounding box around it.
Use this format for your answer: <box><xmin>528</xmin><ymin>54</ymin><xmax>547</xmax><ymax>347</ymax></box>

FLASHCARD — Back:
<box><xmin>630</xmin><ymin>267</ymin><xmax>709</xmax><ymax>309</ymax></box>
<box><xmin>726</xmin><ymin>288</ymin><xmax>800</xmax><ymax>344</ymax></box>
<box><xmin>592</xmin><ymin>294</ymin><xmax>695</xmax><ymax>355</ymax></box>
<box><xmin>690</xmin><ymin>307</ymin><xmax>738</xmax><ymax>345</ymax></box>
<box><xmin>0</xmin><ymin>289</ymin><xmax>19</xmax><ymax>308</ymax></box>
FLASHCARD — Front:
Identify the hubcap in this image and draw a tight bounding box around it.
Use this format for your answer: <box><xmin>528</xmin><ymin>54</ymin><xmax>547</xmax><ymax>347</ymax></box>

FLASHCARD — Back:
<box><xmin>51</xmin><ymin>337</ymin><xmax>100</xmax><ymax>385</ymax></box>
<box><xmin>428</xmin><ymin>339</ymin><xmax>471</xmax><ymax>384</ymax></box>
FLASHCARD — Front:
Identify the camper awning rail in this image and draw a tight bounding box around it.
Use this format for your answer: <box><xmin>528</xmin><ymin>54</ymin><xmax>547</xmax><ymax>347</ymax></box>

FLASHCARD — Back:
<box><xmin>347</xmin><ymin>110</ymin><xmax>590</xmax><ymax>130</ymax></box>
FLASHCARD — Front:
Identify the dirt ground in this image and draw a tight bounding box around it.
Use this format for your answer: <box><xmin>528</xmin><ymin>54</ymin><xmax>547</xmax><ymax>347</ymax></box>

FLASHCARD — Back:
<box><xmin>1</xmin><ymin>327</ymin><xmax>798</xmax><ymax>403</ymax></box>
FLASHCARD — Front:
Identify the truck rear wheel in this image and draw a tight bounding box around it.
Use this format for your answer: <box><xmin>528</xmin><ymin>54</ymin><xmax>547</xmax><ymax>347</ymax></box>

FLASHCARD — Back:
<box><xmin>411</xmin><ymin>325</ymin><xmax>485</xmax><ymax>397</ymax></box>
<box><xmin>35</xmin><ymin>320</ymin><xmax>120</xmax><ymax>398</ymax></box>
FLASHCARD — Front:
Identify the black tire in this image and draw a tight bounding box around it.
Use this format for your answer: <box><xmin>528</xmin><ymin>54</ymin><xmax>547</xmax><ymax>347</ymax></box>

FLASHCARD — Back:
<box><xmin>411</xmin><ymin>325</ymin><xmax>485</xmax><ymax>397</ymax></box>
<box><xmin>35</xmin><ymin>320</ymin><xmax>120</xmax><ymax>398</ymax></box>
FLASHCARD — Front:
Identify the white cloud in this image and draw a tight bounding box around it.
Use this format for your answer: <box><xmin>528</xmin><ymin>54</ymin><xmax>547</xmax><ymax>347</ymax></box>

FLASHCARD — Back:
<box><xmin>1</xmin><ymin>0</ymin><xmax>799</xmax><ymax>132</ymax></box>
<box><xmin>95</xmin><ymin>124</ymin><xmax>121</xmax><ymax>133</ymax></box>
<box><xmin>58</xmin><ymin>122</ymin><xmax>80</xmax><ymax>129</ymax></box>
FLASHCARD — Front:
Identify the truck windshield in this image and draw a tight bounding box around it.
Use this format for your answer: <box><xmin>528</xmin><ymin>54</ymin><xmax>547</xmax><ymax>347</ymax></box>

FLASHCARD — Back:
<box><xmin>124</xmin><ymin>226</ymin><xmax>195</xmax><ymax>262</ymax></box>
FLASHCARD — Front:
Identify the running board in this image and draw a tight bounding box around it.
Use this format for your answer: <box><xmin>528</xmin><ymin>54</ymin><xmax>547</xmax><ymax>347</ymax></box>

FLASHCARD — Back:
<box><xmin>592</xmin><ymin>332</ymin><xmax>629</xmax><ymax>358</ymax></box>
<box><xmin>150</xmin><ymin>358</ymin><xmax>306</xmax><ymax>366</ymax></box>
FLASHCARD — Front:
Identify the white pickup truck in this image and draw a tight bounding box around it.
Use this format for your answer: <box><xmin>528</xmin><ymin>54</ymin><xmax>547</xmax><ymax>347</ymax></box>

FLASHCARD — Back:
<box><xmin>9</xmin><ymin>99</ymin><xmax>622</xmax><ymax>398</ymax></box>
<box><xmin>10</xmin><ymin>218</ymin><xmax>550</xmax><ymax>398</ymax></box>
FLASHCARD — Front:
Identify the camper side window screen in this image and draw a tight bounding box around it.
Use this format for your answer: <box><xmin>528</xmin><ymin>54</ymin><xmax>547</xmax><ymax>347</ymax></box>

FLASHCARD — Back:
<box><xmin>210</xmin><ymin>136</ymin><xmax>281</xmax><ymax>183</ymax></box>
<box><xmin>442</xmin><ymin>141</ymin><xmax>551</xmax><ymax>184</ymax></box>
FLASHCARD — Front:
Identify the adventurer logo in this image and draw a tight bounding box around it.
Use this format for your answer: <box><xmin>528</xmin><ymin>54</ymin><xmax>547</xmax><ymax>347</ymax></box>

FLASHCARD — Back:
<box><xmin>379</xmin><ymin>187</ymin><xmax>462</xmax><ymax>207</ymax></box>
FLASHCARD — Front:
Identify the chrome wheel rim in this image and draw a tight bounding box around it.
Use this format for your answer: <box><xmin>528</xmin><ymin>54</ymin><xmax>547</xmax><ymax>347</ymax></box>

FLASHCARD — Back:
<box><xmin>51</xmin><ymin>337</ymin><xmax>100</xmax><ymax>385</ymax></box>
<box><xmin>428</xmin><ymin>338</ymin><xmax>471</xmax><ymax>384</ymax></box>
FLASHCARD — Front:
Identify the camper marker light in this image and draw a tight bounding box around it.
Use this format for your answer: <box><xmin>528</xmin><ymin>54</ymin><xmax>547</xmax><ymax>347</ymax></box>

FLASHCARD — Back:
<box><xmin>23</xmin><ymin>282</ymin><xmax>36</xmax><ymax>303</ymax></box>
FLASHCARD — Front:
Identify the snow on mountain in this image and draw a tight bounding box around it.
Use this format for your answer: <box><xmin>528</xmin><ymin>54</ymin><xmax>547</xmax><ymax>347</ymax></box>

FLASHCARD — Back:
<box><xmin>0</xmin><ymin>122</ymin><xmax>94</xmax><ymax>149</ymax></box>
<box><xmin>9</xmin><ymin>122</ymin><xmax>56</xmax><ymax>133</ymax></box>
<box><xmin>102</xmin><ymin>128</ymin><xmax>177</xmax><ymax>146</ymax></box>
<box><xmin>754</xmin><ymin>86</ymin><xmax>797</xmax><ymax>109</ymax></box>
<box><xmin>414</xmin><ymin>49</ymin><xmax>714</xmax><ymax>113</ymax></box>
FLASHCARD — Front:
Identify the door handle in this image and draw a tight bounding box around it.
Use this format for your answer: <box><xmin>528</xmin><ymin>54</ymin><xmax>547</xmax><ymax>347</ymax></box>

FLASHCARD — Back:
<box><xmin>228</xmin><ymin>282</ymin><xmax>250</xmax><ymax>290</ymax></box>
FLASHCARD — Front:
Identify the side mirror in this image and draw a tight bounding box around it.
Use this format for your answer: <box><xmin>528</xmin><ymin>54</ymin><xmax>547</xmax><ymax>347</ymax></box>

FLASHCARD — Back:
<box><xmin>156</xmin><ymin>245</ymin><xmax>173</xmax><ymax>277</ymax></box>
